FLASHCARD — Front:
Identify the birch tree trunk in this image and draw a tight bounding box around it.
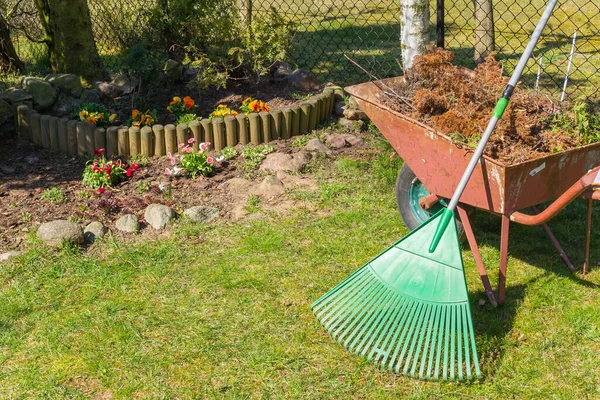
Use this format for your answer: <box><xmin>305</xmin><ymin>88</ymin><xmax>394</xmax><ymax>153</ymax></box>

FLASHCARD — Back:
<box><xmin>473</xmin><ymin>0</ymin><xmax>495</xmax><ymax>63</ymax></box>
<box><xmin>401</xmin><ymin>0</ymin><xmax>430</xmax><ymax>69</ymax></box>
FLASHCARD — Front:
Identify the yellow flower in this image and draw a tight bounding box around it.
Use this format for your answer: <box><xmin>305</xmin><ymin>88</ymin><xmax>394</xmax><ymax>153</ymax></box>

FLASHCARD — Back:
<box><xmin>170</xmin><ymin>96</ymin><xmax>181</xmax><ymax>105</ymax></box>
<box><xmin>79</xmin><ymin>110</ymin><xmax>88</xmax><ymax>120</ymax></box>
<box><xmin>109</xmin><ymin>114</ymin><xmax>116</xmax><ymax>122</ymax></box>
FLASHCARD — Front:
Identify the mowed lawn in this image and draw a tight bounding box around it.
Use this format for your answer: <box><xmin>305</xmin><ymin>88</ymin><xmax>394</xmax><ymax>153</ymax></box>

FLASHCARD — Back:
<box><xmin>1</xmin><ymin>129</ymin><xmax>600</xmax><ymax>398</ymax></box>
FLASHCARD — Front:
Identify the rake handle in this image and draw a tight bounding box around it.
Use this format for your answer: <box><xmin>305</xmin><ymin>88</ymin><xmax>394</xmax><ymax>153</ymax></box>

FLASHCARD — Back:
<box><xmin>429</xmin><ymin>0</ymin><xmax>559</xmax><ymax>253</ymax></box>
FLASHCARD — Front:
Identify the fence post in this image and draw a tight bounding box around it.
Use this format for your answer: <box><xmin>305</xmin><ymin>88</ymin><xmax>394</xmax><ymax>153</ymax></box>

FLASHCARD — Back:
<box><xmin>237</xmin><ymin>114</ymin><xmax>249</xmax><ymax>145</ymax></box>
<box><xmin>106</xmin><ymin>126</ymin><xmax>119</xmax><ymax>158</ymax></box>
<box><xmin>153</xmin><ymin>124</ymin><xmax>166</xmax><ymax>156</ymax></box>
<box><xmin>436</xmin><ymin>0</ymin><xmax>444</xmax><ymax>48</ymax></box>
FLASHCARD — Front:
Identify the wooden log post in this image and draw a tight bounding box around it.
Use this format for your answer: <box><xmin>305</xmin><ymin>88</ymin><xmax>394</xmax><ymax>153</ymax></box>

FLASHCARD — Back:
<box><xmin>94</xmin><ymin>127</ymin><xmax>106</xmax><ymax>153</ymax></box>
<box><xmin>212</xmin><ymin>118</ymin><xmax>225</xmax><ymax>151</ymax></box>
<box><xmin>281</xmin><ymin>108</ymin><xmax>292</xmax><ymax>139</ymax></box>
<box><xmin>271</xmin><ymin>109</ymin><xmax>282</xmax><ymax>140</ymax></box>
<box><xmin>85</xmin><ymin>123</ymin><xmax>95</xmax><ymax>156</ymax></box>
<box><xmin>164</xmin><ymin>124</ymin><xmax>177</xmax><ymax>155</ymax></box>
<box><xmin>248</xmin><ymin>113</ymin><xmax>261</xmax><ymax>145</ymax></box>
<box><xmin>291</xmin><ymin>106</ymin><xmax>300</xmax><ymax>136</ymax></box>
<box><xmin>57</xmin><ymin>117</ymin><xmax>69</xmax><ymax>154</ymax></box>
<box><xmin>237</xmin><ymin>114</ymin><xmax>249</xmax><ymax>145</ymax></box>
<box><xmin>176</xmin><ymin>124</ymin><xmax>189</xmax><ymax>152</ymax></box>
<box><xmin>330</xmin><ymin>85</ymin><xmax>344</xmax><ymax>101</ymax></box>
<box><xmin>129</xmin><ymin>126</ymin><xmax>141</xmax><ymax>156</ymax></box>
<box><xmin>308</xmin><ymin>99</ymin><xmax>318</xmax><ymax>132</ymax></box>
<box><xmin>200</xmin><ymin>119</ymin><xmax>213</xmax><ymax>149</ymax></box>
<box><xmin>17</xmin><ymin>106</ymin><xmax>30</xmax><ymax>139</ymax></box>
<box><xmin>141</xmin><ymin>126</ymin><xmax>153</xmax><ymax>156</ymax></box>
<box><xmin>153</xmin><ymin>125</ymin><xmax>166</xmax><ymax>156</ymax></box>
<box><xmin>189</xmin><ymin>120</ymin><xmax>202</xmax><ymax>152</ymax></box>
<box><xmin>40</xmin><ymin>115</ymin><xmax>51</xmax><ymax>149</ymax></box>
<box><xmin>106</xmin><ymin>126</ymin><xmax>119</xmax><ymax>158</ymax></box>
<box><xmin>117</xmin><ymin>126</ymin><xmax>130</xmax><ymax>156</ymax></box>
<box><xmin>319</xmin><ymin>95</ymin><xmax>328</xmax><ymax>123</ymax></box>
<box><xmin>67</xmin><ymin>120</ymin><xmax>78</xmax><ymax>155</ymax></box>
<box><xmin>259</xmin><ymin>112</ymin><xmax>271</xmax><ymax>143</ymax></box>
<box><xmin>324</xmin><ymin>88</ymin><xmax>334</xmax><ymax>114</ymax></box>
<box><xmin>313</xmin><ymin>96</ymin><xmax>322</xmax><ymax>125</ymax></box>
<box><xmin>76</xmin><ymin>122</ymin><xmax>87</xmax><ymax>156</ymax></box>
<box><xmin>299</xmin><ymin>103</ymin><xmax>310</xmax><ymax>135</ymax></box>
<box><xmin>30</xmin><ymin>112</ymin><xmax>41</xmax><ymax>146</ymax></box>
<box><xmin>224</xmin><ymin>115</ymin><xmax>238</xmax><ymax>147</ymax></box>
<box><xmin>49</xmin><ymin>117</ymin><xmax>60</xmax><ymax>152</ymax></box>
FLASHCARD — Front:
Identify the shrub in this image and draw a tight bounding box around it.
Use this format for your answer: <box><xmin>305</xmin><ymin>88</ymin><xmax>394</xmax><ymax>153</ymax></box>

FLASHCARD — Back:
<box><xmin>75</xmin><ymin>103</ymin><xmax>116</xmax><ymax>128</ymax></box>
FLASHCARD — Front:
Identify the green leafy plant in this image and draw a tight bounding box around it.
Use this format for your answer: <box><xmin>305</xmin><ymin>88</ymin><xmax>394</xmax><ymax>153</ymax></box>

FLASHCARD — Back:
<box><xmin>219</xmin><ymin>146</ymin><xmax>238</xmax><ymax>161</ymax></box>
<box><xmin>128</xmin><ymin>109</ymin><xmax>158</xmax><ymax>128</ymax></box>
<box><xmin>241</xmin><ymin>144</ymin><xmax>275</xmax><ymax>171</ymax></box>
<box><xmin>75</xmin><ymin>103</ymin><xmax>116</xmax><ymax>128</ymax></box>
<box><xmin>136</xmin><ymin>180</ymin><xmax>152</xmax><ymax>194</ymax></box>
<box><xmin>176</xmin><ymin>113</ymin><xmax>201</xmax><ymax>125</ymax></box>
<box><xmin>245</xmin><ymin>194</ymin><xmax>261</xmax><ymax>213</ymax></box>
<box><xmin>82</xmin><ymin>149</ymin><xmax>138</xmax><ymax>191</ymax></box>
<box><xmin>130</xmin><ymin>154</ymin><xmax>150</xmax><ymax>168</ymax></box>
<box><xmin>550</xmin><ymin>101</ymin><xmax>600</xmax><ymax>145</ymax></box>
<box><xmin>41</xmin><ymin>187</ymin><xmax>67</xmax><ymax>204</ymax></box>
<box><xmin>165</xmin><ymin>139</ymin><xmax>214</xmax><ymax>178</ymax></box>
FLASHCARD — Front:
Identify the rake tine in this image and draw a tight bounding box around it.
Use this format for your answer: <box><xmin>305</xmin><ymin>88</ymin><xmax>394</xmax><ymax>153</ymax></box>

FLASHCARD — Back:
<box><xmin>462</xmin><ymin>304</ymin><xmax>472</xmax><ymax>380</ymax></box>
<box><xmin>339</xmin><ymin>285</ymin><xmax>389</xmax><ymax>346</ymax></box>
<box><xmin>467</xmin><ymin>304</ymin><xmax>482</xmax><ymax>379</ymax></box>
<box><xmin>420</xmin><ymin>305</ymin><xmax>439</xmax><ymax>379</ymax></box>
<box><xmin>408</xmin><ymin>303</ymin><xmax>434</xmax><ymax>377</ymax></box>
<box><xmin>311</xmin><ymin>267</ymin><xmax>370</xmax><ymax>311</ymax></box>
<box><xmin>457</xmin><ymin>305</ymin><xmax>464</xmax><ymax>381</ymax></box>
<box><xmin>375</xmin><ymin>298</ymin><xmax>414</xmax><ymax>366</ymax></box>
<box><xmin>318</xmin><ymin>272</ymin><xmax>374</xmax><ymax>325</ymax></box>
<box><xmin>328</xmin><ymin>278</ymin><xmax>381</xmax><ymax>338</ymax></box>
<box><xmin>388</xmin><ymin>300</ymin><xmax>420</xmax><ymax>371</ymax></box>
<box><xmin>358</xmin><ymin>293</ymin><xmax>401</xmax><ymax>357</ymax></box>
<box><xmin>348</xmin><ymin>289</ymin><xmax>395</xmax><ymax>352</ymax></box>
<box><xmin>450</xmin><ymin>305</ymin><xmax>457</xmax><ymax>381</ymax></box>
<box><xmin>443</xmin><ymin>305</ymin><xmax>451</xmax><ymax>380</ymax></box>
<box><xmin>433</xmin><ymin>305</ymin><xmax>446</xmax><ymax>381</ymax></box>
<box><xmin>395</xmin><ymin>302</ymin><xmax>425</xmax><ymax>374</ymax></box>
<box><xmin>366</xmin><ymin>296</ymin><xmax>405</xmax><ymax>362</ymax></box>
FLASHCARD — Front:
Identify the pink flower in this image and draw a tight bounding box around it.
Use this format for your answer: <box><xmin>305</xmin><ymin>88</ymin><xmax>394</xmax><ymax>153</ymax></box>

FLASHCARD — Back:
<box><xmin>167</xmin><ymin>152</ymin><xmax>176</xmax><ymax>166</ymax></box>
<box><xmin>165</xmin><ymin>168</ymin><xmax>172</xmax><ymax>176</ymax></box>
<box><xmin>188</xmin><ymin>138</ymin><xmax>196</xmax><ymax>144</ymax></box>
<box><xmin>178</xmin><ymin>143</ymin><xmax>185</xmax><ymax>149</ymax></box>
<box><xmin>200</xmin><ymin>142</ymin><xmax>210</xmax><ymax>150</ymax></box>
<box><xmin>186</xmin><ymin>146</ymin><xmax>193</xmax><ymax>153</ymax></box>
<box><xmin>207</xmin><ymin>157</ymin><xmax>214</xmax><ymax>164</ymax></box>
<box><xmin>97</xmin><ymin>187</ymin><xmax>105</xmax><ymax>194</ymax></box>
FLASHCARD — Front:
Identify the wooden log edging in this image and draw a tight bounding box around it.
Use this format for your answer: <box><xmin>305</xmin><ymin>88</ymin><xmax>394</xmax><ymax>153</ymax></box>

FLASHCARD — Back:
<box><xmin>14</xmin><ymin>86</ymin><xmax>338</xmax><ymax>157</ymax></box>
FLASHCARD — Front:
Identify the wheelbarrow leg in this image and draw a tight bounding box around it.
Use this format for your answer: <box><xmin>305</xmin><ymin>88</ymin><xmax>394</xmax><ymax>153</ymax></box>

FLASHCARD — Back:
<box><xmin>583</xmin><ymin>198</ymin><xmax>593</xmax><ymax>274</ymax></box>
<box><xmin>531</xmin><ymin>205</ymin><xmax>576</xmax><ymax>272</ymax></box>
<box><xmin>457</xmin><ymin>204</ymin><xmax>498</xmax><ymax>307</ymax></box>
<box><xmin>498</xmin><ymin>215</ymin><xmax>510</xmax><ymax>306</ymax></box>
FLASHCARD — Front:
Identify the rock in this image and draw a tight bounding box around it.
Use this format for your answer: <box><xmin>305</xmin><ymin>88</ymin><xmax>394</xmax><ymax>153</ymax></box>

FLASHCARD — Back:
<box><xmin>46</xmin><ymin>74</ymin><xmax>83</xmax><ymax>97</ymax></box>
<box><xmin>343</xmin><ymin>108</ymin><xmax>369</xmax><ymax>121</ymax></box>
<box><xmin>144</xmin><ymin>203</ymin><xmax>176</xmax><ymax>230</ymax></box>
<box><xmin>325</xmin><ymin>134</ymin><xmax>347</xmax><ymax>149</ymax></box>
<box><xmin>287</xmin><ymin>68</ymin><xmax>320</xmax><ymax>91</ymax></box>
<box><xmin>273</xmin><ymin>62</ymin><xmax>293</xmax><ymax>81</ymax></box>
<box><xmin>231</xmin><ymin>203</ymin><xmax>248</xmax><ymax>220</ymax></box>
<box><xmin>183</xmin><ymin>206</ymin><xmax>220</xmax><ymax>223</ymax></box>
<box><xmin>84</xmin><ymin>221</ymin><xmax>108</xmax><ymax>243</ymax></box>
<box><xmin>252</xmin><ymin>175</ymin><xmax>285</xmax><ymax>199</ymax></box>
<box><xmin>303</xmin><ymin>138</ymin><xmax>331</xmax><ymax>155</ymax></box>
<box><xmin>334</xmin><ymin>101</ymin><xmax>347</xmax><ymax>116</ymax></box>
<box><xmin>37</xmin><ymin>220</ymin><xmax>84</xmax><ymax>246</ymax></box>
<box><xmin>22</xmin><ymin>77</ymin><xmax>58</xmax><ymax>111</ymax></box>
<box><xmin>0</xmin><ymin>99</ymin><xmax>13</xmax><ymax>125</ymax></box>
<box><xmin>0</xmin><ymin>88</ymin><xmax>33</xmax><ymax>105</ymax></box>
<box><xmin>338</xmin><ymin>117</ymin><xmax>365</xmax><ymax>130</ymax></box>
<box><xmin>111</xmin><ymin>73</ymin><xmax>132</xmax><ymax>87</ymax></box>
<box><xmin>348</xmin><ymin>96</ymin><xmax>360</xmax><ymax>109</ymax></box>
<box><xmin>95</xmin><ymin>82</ymin><xmax>125</xmax><ymax>99</ymax></box>
<box><xmin>52</xmin><ymin>92</ymin><xmax>81</xmax><ymax>116</ymax></box>
<box><xmin>0</xmin><ymin>166</ymin><xmax>16</xmax><ymax>175</ymax></box>
<box><xmin>116</xmin><ymin>214</ymin><xmax>140</xmax><ymax>233</ymax></box>
<box><xmin>339</xmin><ymin>133</ymin><xmax>364</xmax><ymax>146</ymax></box>
<box><xmin>163</xmin><ymin>59</ymin><xmax>183</xmax><ymax>82</ymax></box>
<box><xmin>0</xmin><ymin>251</ymin><xmax>22</xmax><ymax>262</ymax></box>
<box><xmin>80</xmin><ymin>88</ymin><xmax>101</xmax><ymax>103</ymax></box>
<box><xmin>276</xmin><ymin>171</ymin><xmax>318</xmax><ymax>191</ymax></box>
<box><xmin>183</xmin><ymin>68</ymin><xmax>200</xmax><ymax>81</ymax></box>
<box><xmin>24</xmin><ymin>155</ymin><xmax>39</xmax><ymax>165</ymax></box>
<box><xmin>219</xmin><ymin>177</ymin><xmax>255</xmax><ymax>198</ymax></box>
<box><xmin>259</xmin><ymin>152</ymin><xmax>309</xmax><ymax>172</ymax></box>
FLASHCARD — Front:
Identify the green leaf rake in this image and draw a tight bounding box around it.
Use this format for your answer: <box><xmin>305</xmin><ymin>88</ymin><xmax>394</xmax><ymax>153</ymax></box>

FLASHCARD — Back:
<box><xmin>311</xmin><ymin>0</ymin><xmax>558</xmax><ymax>381</ymax></box>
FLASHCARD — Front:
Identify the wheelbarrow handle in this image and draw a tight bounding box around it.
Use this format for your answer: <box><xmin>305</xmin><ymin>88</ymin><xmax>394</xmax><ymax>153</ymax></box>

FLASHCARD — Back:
<box><xmin>510</xmin><ymin>166</ymin><xmax>600</xmax><ymax>226</ymax></box>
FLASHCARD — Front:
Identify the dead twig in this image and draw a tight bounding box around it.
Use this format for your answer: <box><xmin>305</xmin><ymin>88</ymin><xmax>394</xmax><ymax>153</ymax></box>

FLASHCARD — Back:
<box><xmin>344</xmin><ymin>54</ymin><xmax>414</xmax><ymax>110</ymax></box>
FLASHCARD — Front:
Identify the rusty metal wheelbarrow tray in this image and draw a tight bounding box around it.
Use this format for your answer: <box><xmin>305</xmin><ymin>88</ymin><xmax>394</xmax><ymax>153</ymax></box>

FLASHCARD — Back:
<box><xmin>346</xmin><ymin>77</ymin><xmax>600</xmax><ymax>306</ymax></box>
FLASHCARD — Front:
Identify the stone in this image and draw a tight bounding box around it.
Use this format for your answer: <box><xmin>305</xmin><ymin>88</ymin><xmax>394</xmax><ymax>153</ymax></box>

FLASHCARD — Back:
<box><xmin>252</xmin><ymin>175</ymin><xmax>285</xmax><ymax>199</ymax></box>
<box><xmin>325</xmin><ymin>134</ymin><xmax>348</xmax><ymax>149</ymax></box>
<box><xmin>144</xmin><ymin>203</ymin><xmax>176</xmax><ymax>230</ymax></box>
<box><xmin>183</xmin><ymin>68</ymin><xmax>200</xmax><ymax>81</ymax></box>
<box><xmin>111</xmin><ymin>73</ymin><xmax>132</xmax><ymax>87</ymax></box>
<box><xmin>338</xmin><ymin>117</ymin><xmax>365</xmax><ymax>130</ymax></box>
<box><xmin>0</xmin><ymin>166</ymin><xmax>16</xmax><ymax>175</ymax></box>
<box><xmin>219</xmin><ymin>177</ymin><xmax>255</xmax><ymax>199</ymax></box>
<box><xmin>163</xmin><ymin>59</ymin><xmax>183</xmax><ymax>82</ymax></box>
<box><xmin>84</xmin><ymin>221</ymin><xmax>108</xmax><ymax>243</ymax></box>
<box><xmin>339</xmin><ymin>133</ymin><xmax>364</xmax><ymax>146</ymax></box>
<box><xmin>276</xmin><ymin>171</ymin><xmax>318</xmax><ymax>191</ymax></box>
<box><xmin>22</xmin><ymin>77</ymin><xmax>58</xmax><ymax>111</ymax></box>
<box><xmin>46</xmin><ymin>74</ymin><xmax>83</xmax><ymax>97</ymax></box>
<box><xmin>348</xmin><ymin>96</ymin><xmax>360</xmax><ymax>109</ymax></box>
<box><xmin>286</xmin><ymin>68</ymin><xmax>320</xmax><ymax>91</ymax></box>
<box><xmin>116</xmin><ymin>214</ymin><xmax>140</xmax><ymax>233</ymax></box>
<box><xmin>0</xmin><ymin>251</ymin><xmax>22</xmax><ymax>262</ymax></box>
<box><xmin>334</xmin><ymin>101</ymin><xmax>347</xmax><ymax>116</ymax></box>
<box><xmin>343</xmin><ymin>108</ymin><xmax>369</xmax><ymax>121</ymax></box>
<box><xmin>95</xmin><ymin>82</ymin><xmax>125</xmax><ymax>99</ymax></box>
<box><xmin>0</xmin><ymin>99</ymin><xmax>13</xmax><ymax>125</ymax></box>
<box><xmin>259</xmin><ymin>152</ymin><xmax>309</xmax><ymax>172</ymax></box>
<box><xmin>273</xmin><ymin>62</ymin><xmax>293</xmax><ymax>81</ymax></box>
<box><xmin>52</xmin><ymin>92</ymin><xmax>81</xmax><ymax>116</ymax></box>
<box><xmin>24</xmin><ymin>155</ymin><xmax>40</xmax><ymax>165</ymax></box>
<box><xmin>80</xmin><ymin>89</ymin><xmax>101</xmax><ymax>103</ymax></box>
<box><xmin>37</xmin><ymin>220</ymin><xmax>84</xmax><ymax>246</ymax></box>
<box><xmin>303</xmin><ymin>138</ymin><xmax>331</xmax><ymax>155</ymax></box>
<box><xmin>183</xmin><ymin>206</ymin><xmax>220</xmax><ymax>223</ymax></box>
<box><xmin>0</xmin><ymin>88</ymin><xmax>33</xmax><ymax>105</ymax></box>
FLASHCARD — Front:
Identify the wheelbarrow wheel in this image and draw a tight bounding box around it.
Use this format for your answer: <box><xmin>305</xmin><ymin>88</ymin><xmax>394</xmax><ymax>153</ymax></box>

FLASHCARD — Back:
<box><xmin>395</xmin><ymin>163</ymin><xmax>470</xmax><ymax>238</ymax></box>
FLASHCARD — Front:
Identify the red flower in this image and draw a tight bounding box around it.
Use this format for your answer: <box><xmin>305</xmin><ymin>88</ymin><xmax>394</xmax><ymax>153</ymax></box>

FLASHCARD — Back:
<box><xmin>105</xmin><ymin>166</ymin><xmax>111</xmax><ymax>175</ymax></box>
<box><xmin>98</xmin><ymin>187</ymin><xmax>105</xmax><ymax>194</ymax></box>
<box><xmin>131</xmin><ymin>163</ymin><xmax>139</xmax><ymax>170</ymax></box>
<box><xmin>126</xmin><ymin>168</ymin><xmax>133</xmax><ymax>177</ymax></box>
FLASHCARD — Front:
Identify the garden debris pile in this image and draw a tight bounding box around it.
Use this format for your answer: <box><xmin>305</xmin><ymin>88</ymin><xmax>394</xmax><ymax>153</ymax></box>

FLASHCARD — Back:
<box><xmin>382</xmin><ymin>47</ymin><xmax>580</xmax><ymax>164</ymax></box>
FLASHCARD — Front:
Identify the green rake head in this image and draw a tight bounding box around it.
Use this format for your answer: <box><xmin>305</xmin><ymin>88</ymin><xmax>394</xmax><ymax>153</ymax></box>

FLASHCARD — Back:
<box><xmin>311</xmin><ymin>210</ymin><xmax>481</xmax><ymax>381</ymax></box>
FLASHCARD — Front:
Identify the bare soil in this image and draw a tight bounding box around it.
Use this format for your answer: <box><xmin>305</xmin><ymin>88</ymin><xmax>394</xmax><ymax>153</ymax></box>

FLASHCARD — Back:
<box><xmin>382</xmin><ymin>47</ymin><xmax>577</xmax><ymax>164</ymax></box>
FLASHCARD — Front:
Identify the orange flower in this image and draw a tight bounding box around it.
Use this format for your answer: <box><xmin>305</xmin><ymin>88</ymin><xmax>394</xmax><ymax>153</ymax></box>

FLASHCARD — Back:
<box><xmin>132</xmin><ymin>109</ymin><xmax>140</xmax><ymax>120</ymax></box>
<box><xmin>184</xmin><ymin>96</ymin><xmax>195</xmax><ymax>110</ymax></box>
<box><xmin>231</xmin><ymin>110</ymin><xmax>238</xmax><ymax>116</ymax></box>
<box><xmin>243</xmin><ymin>97</ymin><xmax>252</xmax><ymax>104</ymax></box>
<box><xmin>140</xmin><ymin>114</ymin><xmax>147</xmax><ymax>123</ymax></box>
<box><xmin>87</xmin><ymin>115</ymin><xmax>98</xmax><ymax>125</ymax></box>
<box><xmin>170</xmin><ymin>96</ymin><xmax>181</xmax><ymax>105</ymax></box>
<box><xmin>248</xmin><ymin>100</ymin><xmax>259</xmax><ymax>113</ymax></box>
<box><xmin>261</xmin><ymin>102</ymin><xmax>270</xmax><ymax>112</ymax></box>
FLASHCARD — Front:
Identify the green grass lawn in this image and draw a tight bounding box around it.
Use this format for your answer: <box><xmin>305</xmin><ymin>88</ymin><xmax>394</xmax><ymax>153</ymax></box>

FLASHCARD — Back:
<box><xmin>2</xmin><ymin>130</ymin><xmax>600</xmax><ymax>398</ymax></box>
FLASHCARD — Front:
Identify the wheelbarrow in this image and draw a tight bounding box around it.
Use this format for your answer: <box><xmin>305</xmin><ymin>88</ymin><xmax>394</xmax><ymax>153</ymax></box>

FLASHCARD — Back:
<box><xmin>345</xmin><ymin>77</ymin><xmax>600</xmax><ymax>307</ymax></box>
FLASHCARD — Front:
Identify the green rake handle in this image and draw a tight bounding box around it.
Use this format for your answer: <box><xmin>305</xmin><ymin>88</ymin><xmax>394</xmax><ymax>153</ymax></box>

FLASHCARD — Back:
<box><xmin>429</xmin><ymin>0</ymin><xmax>560</xmax><ymax>253</ymax></box>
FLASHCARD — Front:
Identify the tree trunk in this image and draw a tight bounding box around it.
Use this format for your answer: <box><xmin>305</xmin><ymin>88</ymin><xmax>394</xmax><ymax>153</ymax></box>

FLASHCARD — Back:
<box><xmin>33</xmin><ymin>0</ymin><xmax>108</xmax><ymax>83</ymax></box>
<box><xmin>0</xmin><ymin>14</ymin><xmax>23</xmax><ymax>73</ymax></box>
<box><xmin>473</xmin><ymin>0</ymin><xmax>495</xmax><ymax>63</ymax></box>
<box><xmin>401</xmin><ymin>0</ymin><xmax>430</xmax><ymax>69</ymax></box>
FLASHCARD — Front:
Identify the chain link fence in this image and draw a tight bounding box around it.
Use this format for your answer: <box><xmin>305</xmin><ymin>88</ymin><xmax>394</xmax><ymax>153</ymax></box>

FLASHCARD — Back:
<box><xmin>6</xmin><ymin>0</ymin><xmax>600</xmax><ymax>100</ymax></box>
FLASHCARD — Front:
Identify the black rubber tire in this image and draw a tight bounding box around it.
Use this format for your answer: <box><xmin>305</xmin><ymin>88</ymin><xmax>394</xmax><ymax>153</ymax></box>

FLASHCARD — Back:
<box><xmin>395</xmin><ymin>163</ymin><xmax>468</xmax><ymax>238</ymax></box>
